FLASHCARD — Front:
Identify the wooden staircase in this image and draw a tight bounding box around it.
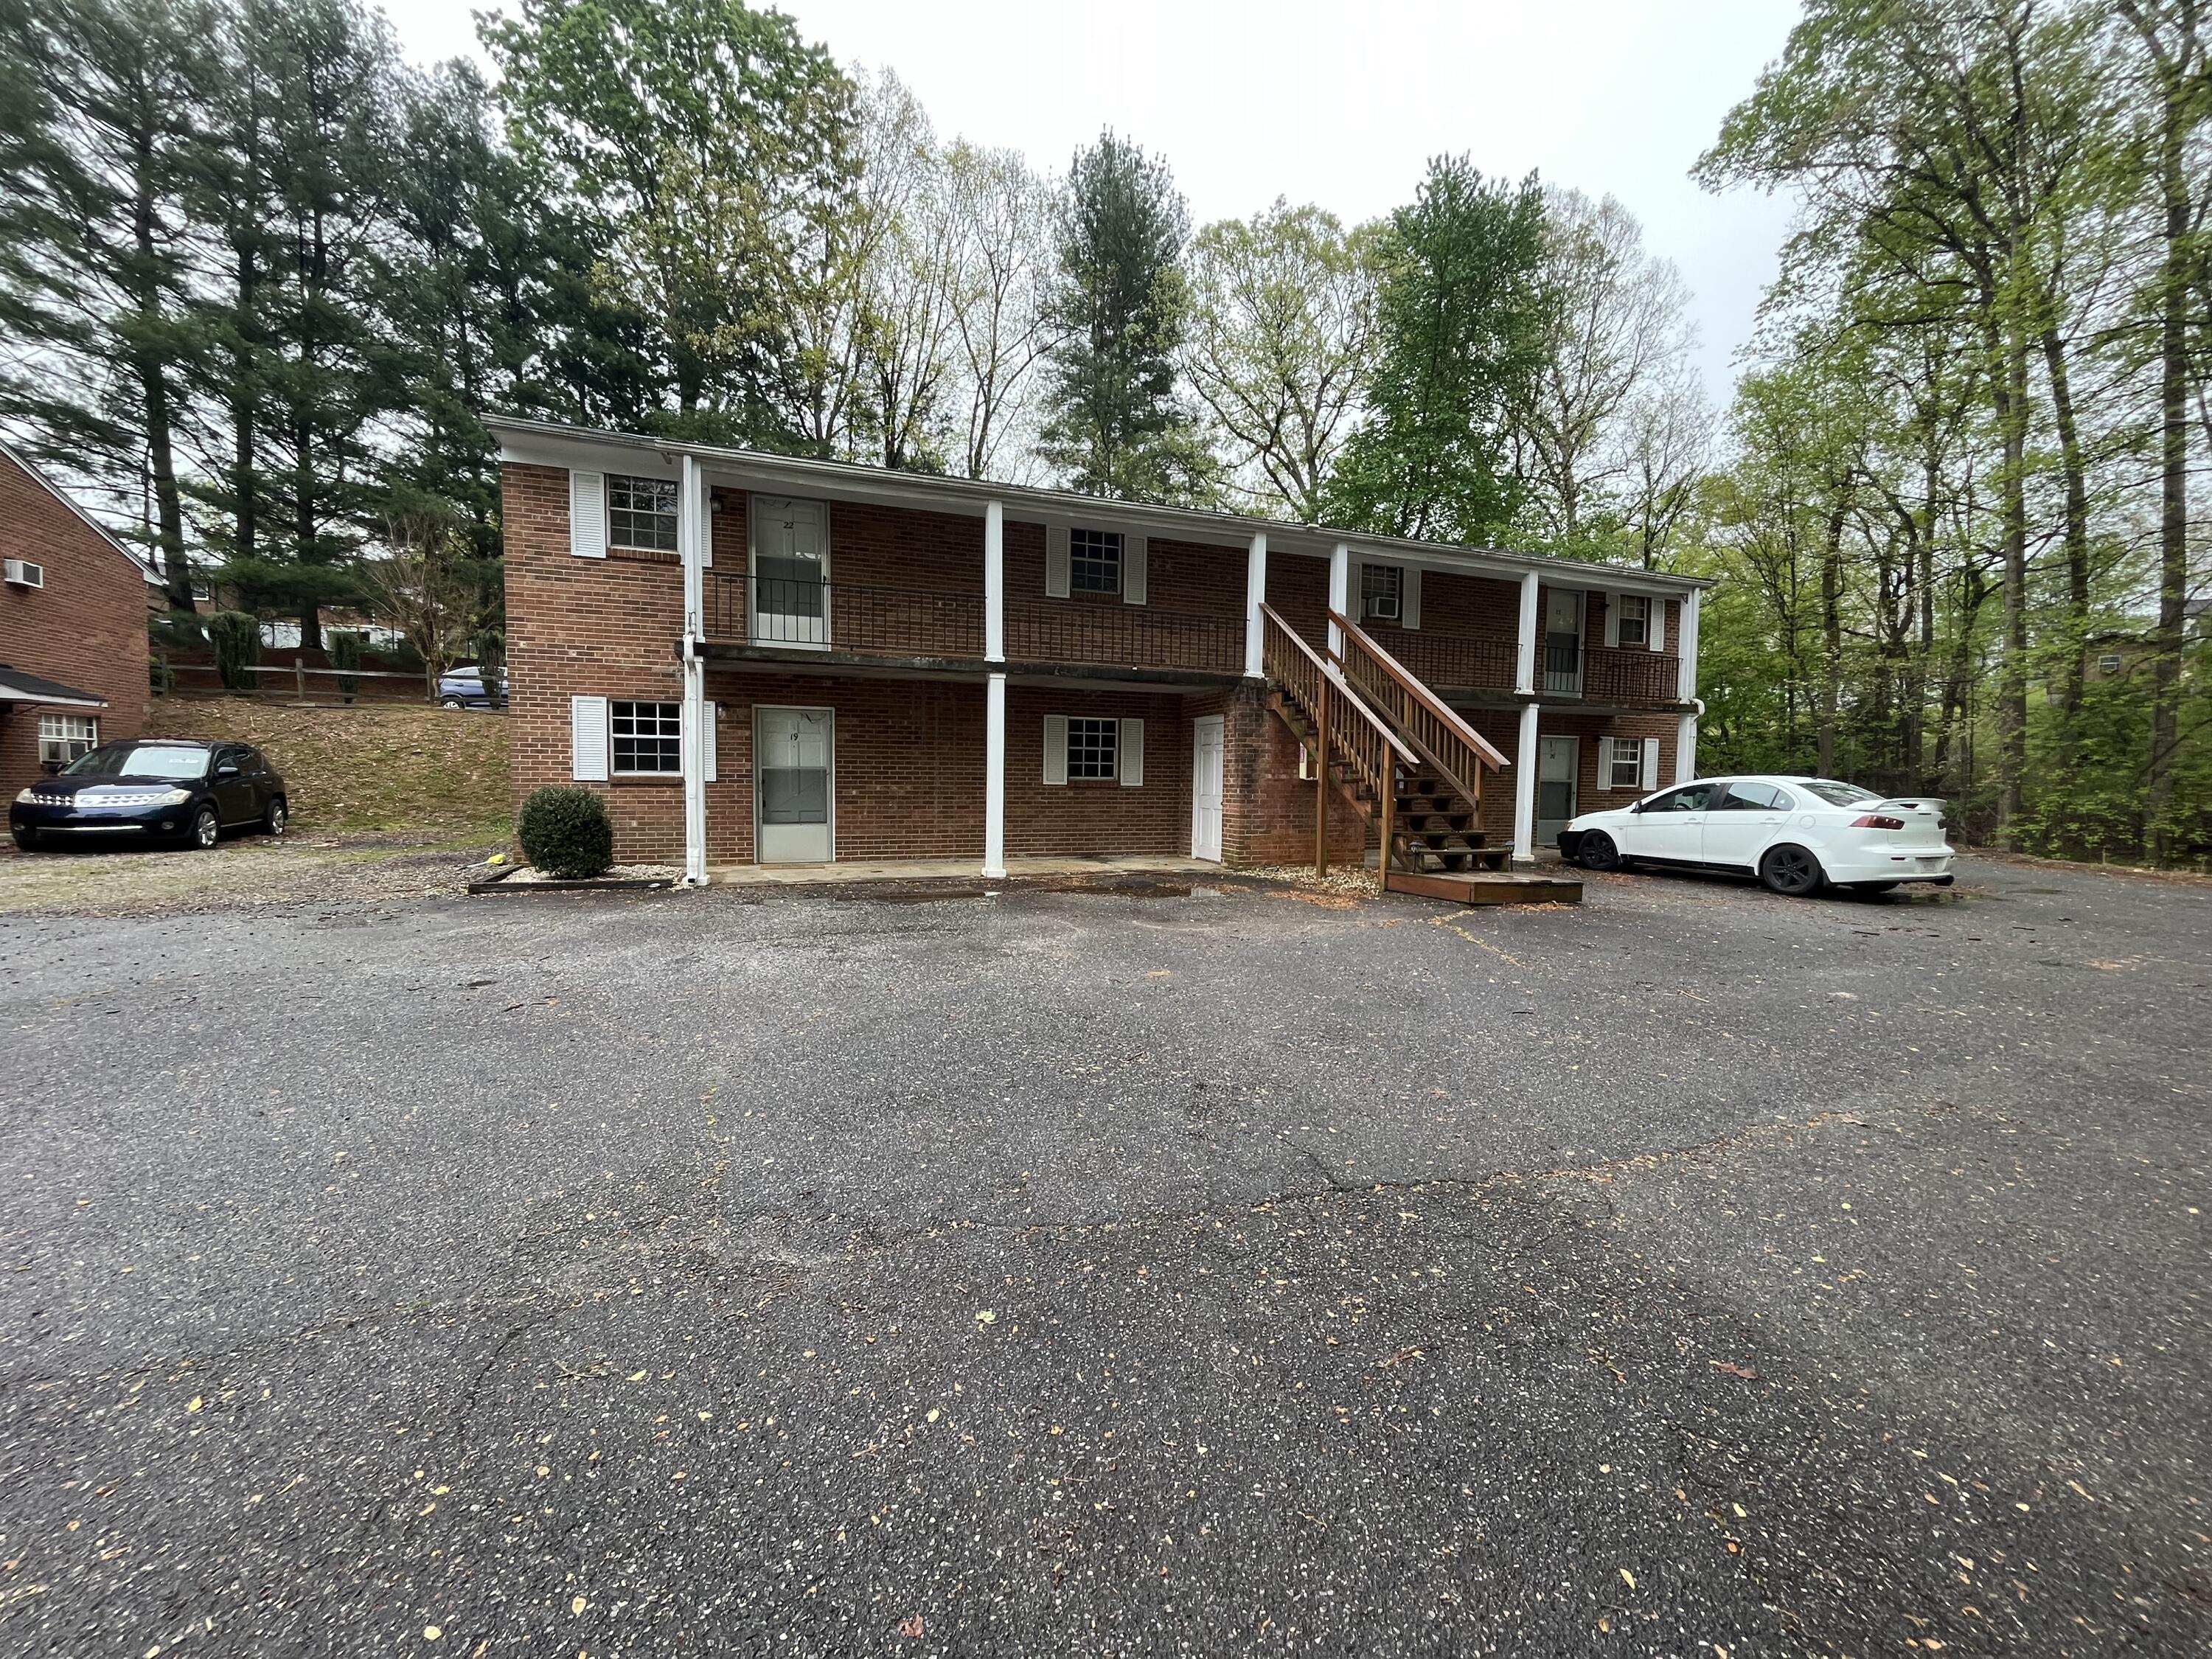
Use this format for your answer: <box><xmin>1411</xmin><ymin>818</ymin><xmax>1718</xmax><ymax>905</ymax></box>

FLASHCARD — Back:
<box><xmin>1259</xmin><ymin>604</ymin><xmax>1581</xmax><ymax>907</ymax></box>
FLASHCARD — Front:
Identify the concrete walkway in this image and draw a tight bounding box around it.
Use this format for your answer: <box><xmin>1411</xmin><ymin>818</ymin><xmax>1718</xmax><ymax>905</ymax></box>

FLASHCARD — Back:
<box><xmin>703</xmin><ymin>852</ymin><xmax>1222</xmax><ymax>886</ymax></box>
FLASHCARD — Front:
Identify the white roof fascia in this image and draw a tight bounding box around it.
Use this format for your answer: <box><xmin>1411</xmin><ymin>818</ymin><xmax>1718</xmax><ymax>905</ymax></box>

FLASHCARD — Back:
<box><xmin>487</xmin><ymin>417</ymin><xmax>1714</xmax><ymax>594</ymax></box>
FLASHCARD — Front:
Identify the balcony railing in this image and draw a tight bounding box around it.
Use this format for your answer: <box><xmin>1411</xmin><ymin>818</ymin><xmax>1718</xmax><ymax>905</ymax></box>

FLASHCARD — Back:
<box><xmin>1001</xmin><ymin>598</ymin><xmax>1245</xmax><ymax>674</ymax></box>
<box><xmin>1585</xmin><ymin>648</ymin><xmax>1682</xmax><ymax>706</ymax></box>
<box><xmin>707</xmin><ymin>571</ymin><xmax>984</xmax><ymax>658</ymax></box>
<box><xmin>1382</xmin><ymin>630</ymin><xmax>1517</xmax><ymax>693</ymax></box>
<box><xmin>704</xmin><ymin>571</ymin><xmax>1242</xmax><ymax>675</ymax></box>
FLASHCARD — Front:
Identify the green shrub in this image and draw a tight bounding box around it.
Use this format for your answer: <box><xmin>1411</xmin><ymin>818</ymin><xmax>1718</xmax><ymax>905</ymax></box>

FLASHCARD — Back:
<box><xmin>207</xmin><ymin>611</ymin><xmax>260</xmax><ymax>691</ymax></box>
<box><xmin>517</xmin><ymin>785</ymin><xmax>614</xmax><ymax>880</ymax></box>
<box><xmin>328</xmin><ymin>630</ymin><xmax>364</xmax><ymax>703</ymax></box>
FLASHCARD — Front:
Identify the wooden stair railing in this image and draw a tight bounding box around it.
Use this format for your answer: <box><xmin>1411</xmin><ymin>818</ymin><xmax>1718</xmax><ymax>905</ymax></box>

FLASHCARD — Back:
<box><xmin>1329</xmin><ymin>611</ymin><xmax>1508</xmax><ymax>813</ymax></box>
<box><xmin>1260</xmin><ymin>604</ymin><xmax>1419</xmax><ymax>880</ymax></box>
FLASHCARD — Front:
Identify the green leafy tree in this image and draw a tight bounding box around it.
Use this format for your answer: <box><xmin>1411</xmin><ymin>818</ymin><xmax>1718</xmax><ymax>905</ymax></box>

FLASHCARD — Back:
<box><xmin>1035</xmin><ymin>131</ymin><xmax>1215</xmax><ymax>504</ymax></box>
<box><xmin>1324</xmin><ymin>156</ymin><xmax>1547</xmax><ymax>544</ymax></box>
<box><xmin>1184</xmin><ymin>200</ymin><xmax>1382</xmax><ymax>520</ymax></box>
<box><xmin>482</xmin><ymin>0</ymin><xmax>858</xmax><ymax>448</ymax></box>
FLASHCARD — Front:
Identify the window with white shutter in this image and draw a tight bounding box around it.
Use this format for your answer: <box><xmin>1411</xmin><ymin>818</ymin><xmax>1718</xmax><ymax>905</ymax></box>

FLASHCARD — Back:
<box><xmin>1122</xmin><ymin>535</ymin><xmax>1147</xmax><ymax>605</ymax></box>
<box><xmin>570</xmin><ymin>695</ymin><xmax>610</xmax><ymax>780</ymax></box>
<box><xmin>568</xmin><ymin>471</ymin><xmax>606</xmax><ymax>559</ymax></box>
<box><xmin>1043</xmin><ymin>714</ymin><xmax>1069</xmax><ymax>785</ymax></box>
<box><xmin>1641</xmin><ymin>737</ymin><xmax>1660</xmax><ymax>790</ymax></box>
<box><xmin>1045</xmin><ymin>526</ymin><xmax>1071</xmax><ymax>598</ymax></box>
<box><xmin>1119</xmin><ymin>717</ymin><xmax>1144</xmax><ymax>786</ymax></box>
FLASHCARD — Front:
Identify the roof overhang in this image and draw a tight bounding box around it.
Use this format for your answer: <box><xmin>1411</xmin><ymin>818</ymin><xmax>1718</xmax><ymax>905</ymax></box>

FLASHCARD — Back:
<box><xmin>0</xmin><ymin>666</ymin><xmax>108</xmax><ymax>708</ymax></box>
<box><xmin>486</xmin><ymin>417</ymin><xmax>1714</xmax><ymax>599</ymax></box>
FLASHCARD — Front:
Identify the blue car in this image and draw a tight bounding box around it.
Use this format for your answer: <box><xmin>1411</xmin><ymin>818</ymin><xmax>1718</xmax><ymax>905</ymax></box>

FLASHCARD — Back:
<box><xmin>439</xmin><ymin>665</ymin><xmax>505</xmax><ymax>709</ymax></box>
<box><xmin>11</xmin><ymin>738</ymin><xmax>288</xmax><ymax>852</ymax></box>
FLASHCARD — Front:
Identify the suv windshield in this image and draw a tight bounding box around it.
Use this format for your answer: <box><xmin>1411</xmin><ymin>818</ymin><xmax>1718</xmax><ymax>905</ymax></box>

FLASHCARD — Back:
<box><xmin>1797</xmin><ymin>778</ymin><xmax>1880</xmax><ymax>807</ymax></box>
<box><xmin>63</xmin><ymin>742</ymin><xmax>210</xmax><ymax>780</ymax></box>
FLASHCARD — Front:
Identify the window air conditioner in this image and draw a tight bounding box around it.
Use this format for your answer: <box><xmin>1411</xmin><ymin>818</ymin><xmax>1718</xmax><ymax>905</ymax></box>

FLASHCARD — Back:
<box><xmin>3</xmin><ymin>558</ymin><xmax>44</xmax><ymax>588</ymax></box>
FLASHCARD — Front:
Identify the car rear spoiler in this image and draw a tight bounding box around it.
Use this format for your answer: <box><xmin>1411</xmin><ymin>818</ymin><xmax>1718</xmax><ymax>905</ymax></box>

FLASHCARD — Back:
<box><xmin>1871</xmin><ymin>796</ymin><xmax>1947</xmax><ymax>820</ymax></box>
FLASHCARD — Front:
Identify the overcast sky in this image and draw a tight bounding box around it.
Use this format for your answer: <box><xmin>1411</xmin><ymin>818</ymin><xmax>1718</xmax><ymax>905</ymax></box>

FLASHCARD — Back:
<box><xmin>382</xmin><ymin>0</ymin><xmax>1801</xmax><ymax>402</ymax></box>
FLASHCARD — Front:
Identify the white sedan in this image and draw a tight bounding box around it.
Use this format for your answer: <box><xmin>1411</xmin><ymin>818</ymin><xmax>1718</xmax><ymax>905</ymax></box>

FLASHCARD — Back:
<box><xmin>1557</xmin><ymin>775</ymin><xmax>1955</xmax><ymax>897</ymax></box>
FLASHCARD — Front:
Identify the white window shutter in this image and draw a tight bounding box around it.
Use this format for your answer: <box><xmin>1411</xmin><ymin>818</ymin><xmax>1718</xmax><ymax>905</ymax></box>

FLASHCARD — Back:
<box><xmin>569</xmin><ymin>470</ymin><xmax>605</xmax><ymax>559</ymax></box>
<box><xmin>1119</xmin><ymin>717</ymin><xmax>1144</xmax><ymax>786</ymax></box>
<box><xmin>1641</xmin><ymin>737</ymin><xmax>1660</xmax><ymax>790</ymax></box>
<box><xmin>1045</xmin><ymin>526</ymin><xmax>1071</xmax><ymax>598</ymax></box>
<box><xmin>571</xmin><ymin>695</ymin><xmax>609</xmax><ymax>780</ymax></box>
<box><xmin>703</xmin><ymin>701</ymin><xmax>719</xmax><ymax>782</ymax></box>
<box><xmin>1603</xmin><ymin>593</ymin><xmax>1621</xmax><ymax>649</ymax></box>
<box><xmin>1123</xmin><ymin>535</ymin><xmax>1147</xmax><ymax>605</ymax></box>
<box><xmin>1597</xmin><ymin>736</ymin><xmax>1616</xmax><ymax>787</ymax></box>
<box><xmin>1043</xmin><ymin>714</ymin><xmax>1068</xmax><ymax>785</ymax></box>
<box><xmin>1650</xmin><ymin>599</ymin><xmax>1666</xmax><ymax>653</ymax></box>
<box><xmin>1401</xmin><ymin>566</ymin><xmax>1421</xmax><ymax>630</ymax></box>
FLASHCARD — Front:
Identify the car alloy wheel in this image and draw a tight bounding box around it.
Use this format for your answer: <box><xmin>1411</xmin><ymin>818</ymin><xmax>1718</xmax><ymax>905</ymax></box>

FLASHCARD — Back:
<box><xmin>1760</xmin><ymin>844</ymin><xmax>1823</xmax><ymax>897</ymax></box>
<box><xmin>1578</xmin><ymin>831</ymin><xmax>1622</xmax><ymax>872</ymax></box>
<box><xmin>441</xmin><ymin>697</ymin><xmax>465</xmax><ymax>709</ymax></box>
<box><xmin>265</xmin><ymin>796</ymin><xmax>288</xmax><ymax>836</ymax></box>
<box><xmin>192</xmin><ymin>807</ymin><xmax>220</xmax><ymax>850</ymax></box>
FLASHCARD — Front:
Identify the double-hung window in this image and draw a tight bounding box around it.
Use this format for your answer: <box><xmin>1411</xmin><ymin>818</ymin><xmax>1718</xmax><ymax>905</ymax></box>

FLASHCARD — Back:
<box><xmin>607</xmin><ymin>475</ymin><xmax>679</xmax><ymax>552</ymax></box>
<box><xmin>1064</xmin><ymin>717</ymin><xmax>1119</xmax><ymax>780</ymax></box>
<box><xmin>1603</xmin><ymin>737</ymin><xmax>1645</xmax><ymax>790</ymax></box>
<box><xmin>1069</xmin><ymin>529</ymin><xmax>1122</xmax><ymax>594</ymax></box>
<box><xmin>611</xmin><ymin>700</ymin><xmax>681</xmax><ymax>773</ymax></box>
<box><xmin>1614</xmin><ymin>595</ymin><xmax>1649</xmax><ymax>646</ymax></box>
<box><xmin>1360</xmin><ymin>563</ymin><xmax>1402</xmax><ymax>622</ymax></box>
<box><xmin>39</xmin><ymin>714</ymin><xmax>97</xmax><ymax>767</ymax></box>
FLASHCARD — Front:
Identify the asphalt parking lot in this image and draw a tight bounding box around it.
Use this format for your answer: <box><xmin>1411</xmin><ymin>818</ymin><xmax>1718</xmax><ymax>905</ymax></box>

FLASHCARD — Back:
<box><xmin>1</xmin><ymin>855</ymin><xmax>2207</xmax><ymax>1656</ymax></box>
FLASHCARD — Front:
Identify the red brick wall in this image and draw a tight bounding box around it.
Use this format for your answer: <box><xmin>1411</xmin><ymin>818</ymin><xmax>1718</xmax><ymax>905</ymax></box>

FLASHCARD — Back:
<box><xmin>1208</xmin><ymin>680</ymin><xmax>1368</xmax><ymax>867</ymax></box>
<box><xmin>0</xmin><ymin>452</ymin><xmax>149</xmax><ymax>798</ymax></box>
<box><xmin>1006</xmin><ymin>685</ymin><xmax>1193</xmax><ymax>858</ymax></box>
<box><xmin>504</xmin><ymin>462</ymin><xmax>688</xmax><ymax>861</ymax></box>
<box><xmin>1265</xmin><ymin>554</ymin><xmax>1333</xmax><ymax>644</ymax></box>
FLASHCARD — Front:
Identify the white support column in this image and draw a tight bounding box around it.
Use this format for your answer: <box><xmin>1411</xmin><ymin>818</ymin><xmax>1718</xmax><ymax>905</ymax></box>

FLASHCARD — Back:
<box><xmin>678</xmin><ymin>455</ymin><xmax>709</xmax><ymax>887</ymax></box>
<box><xmin>1674</xmin><ymin>588</ymin><xmax>1702</xmax><ymax>784</ymax></box>
<box><xmin>1243</xmin><ymin>532</ymin><xmax>1267</xmax><ymax>677</ymax></box>
<box><xmin>1327</xmin><ymin>543</ymin><xmax>1350</xmax><ymax>658</ymax></box>
<box><xmin>1514</xmin><ymin>568</ymin><xmax>1540</xmax><ymax>695</ymax></box>
<box><xmin>983</xmin><ymin>671</ymin><xmax>1007</xmax><ymax>878</ymax></box>
<box><xmin>984</xmin><ymin>499</ymin><xmax>1005</xmax><ymax>663</ymax></box>
<box><xmin>1512</xmin><ymin>701</ymin><xmax>1541</xmax><ymax>865</ymax></box>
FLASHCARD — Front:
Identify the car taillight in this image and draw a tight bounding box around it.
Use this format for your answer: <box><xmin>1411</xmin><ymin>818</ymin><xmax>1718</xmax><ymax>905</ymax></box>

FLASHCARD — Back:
<box><xmin>1851</xmin><ymin>814</ymin><xmax>1906</xmax><ymax>830</ymax></box>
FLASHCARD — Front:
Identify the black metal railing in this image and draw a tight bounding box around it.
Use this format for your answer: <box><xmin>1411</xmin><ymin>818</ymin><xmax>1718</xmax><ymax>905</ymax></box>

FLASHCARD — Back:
<box><xmin>1584</xmin><ymin>648</ymin><xmax>1683</xmax><ymax>706</ymax></box>
<box><xmin>1004</xmin><ymin>598</ymin><xmax>1245</xmax><ymax>674</ymax></box>
<box><xmin>1382</xmin><ymin>630</ymin><xmax>1518</xmax><ymax>693</ymax></box>
<box><xmin>706</xmin><ymin>571</ymin><xmax>985</xmax><ymax>658</ymax></box>
<box><xmin>1543</xmin><ymin>638</ymin><xmax>1584</xmax><ymax>695</ymax></box>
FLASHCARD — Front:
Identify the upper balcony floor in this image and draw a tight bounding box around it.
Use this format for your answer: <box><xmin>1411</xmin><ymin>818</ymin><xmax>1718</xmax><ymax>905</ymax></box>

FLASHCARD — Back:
<box><xmin>491</xmin><ymin>422</ymin><xmax>1707</xmax><ymax>712</ymax></box>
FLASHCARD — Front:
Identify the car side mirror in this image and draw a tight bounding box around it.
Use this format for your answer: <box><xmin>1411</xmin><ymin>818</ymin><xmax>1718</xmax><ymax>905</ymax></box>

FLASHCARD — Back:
<box><xmin>216</xmin><ymin>762</ymin><xmax>239</xmax><ymax>778</ymax></box>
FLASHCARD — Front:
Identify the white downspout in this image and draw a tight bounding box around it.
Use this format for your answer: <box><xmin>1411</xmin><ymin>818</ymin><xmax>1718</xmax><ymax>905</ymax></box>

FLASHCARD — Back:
<box><xmin>983</xmin><ymin>500</ymin><xmax>1006</xmax><ymax>879</ymax></box>
<box><xmin>678</xmin><ymin>455</ymin><xmax>709</xmax><ymax>887</ymax></box>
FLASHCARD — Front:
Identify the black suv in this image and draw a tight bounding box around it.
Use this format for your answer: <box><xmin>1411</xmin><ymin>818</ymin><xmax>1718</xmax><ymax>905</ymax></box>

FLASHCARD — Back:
<box><xmin>11</xmin><ymin>739</ymin><xmax>288</xmax><ymax>852</ymax></box>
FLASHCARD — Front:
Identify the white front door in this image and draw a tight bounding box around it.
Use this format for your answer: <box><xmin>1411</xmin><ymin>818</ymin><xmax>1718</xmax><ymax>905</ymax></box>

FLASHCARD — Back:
<box><xmin>1191</xmin><ymin>714</ymin><xmax>1225</xmax><ymax>862</ymax></box>
<box><xmin>755</xmin><ymin>706</ymin><xmax>834</xmax><ymax>862</ymax></box>
<box><xmin>1536</xmin><ymin>735</ymin><xmax>1579</xmax><ymax>846</ymax></box>
<box><xmin>751</xmin><ymin>495</ymin><xmax>830</xmax><ymax>648</ymax></box>
<box><xmin>1543</xmin><ymin>589</ymin><xmax>1584</xmax><ymax>697</ymax></box>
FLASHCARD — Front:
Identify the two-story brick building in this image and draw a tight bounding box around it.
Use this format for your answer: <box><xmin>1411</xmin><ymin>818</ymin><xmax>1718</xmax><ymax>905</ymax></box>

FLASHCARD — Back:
<box><xmin>491</xmin><ymin>417</ymin><xmax>1710</xmax><ymax>889</ymax></box>
<box><xmin>1</xmin><ymin>440</ymin><xmax>155</xmax><ymax>801</ymax></box>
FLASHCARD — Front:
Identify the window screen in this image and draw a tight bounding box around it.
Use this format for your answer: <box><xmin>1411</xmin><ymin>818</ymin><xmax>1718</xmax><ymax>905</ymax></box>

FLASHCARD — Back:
<box><xmin>38</xmin><ymin>714</ymin><xmax>98</xmax><ymax>766</ymax></box>
<box><xmin>611</xmin><ymin>700</ymin><xmax>681</xmax><ymax>773</ymax></box>
<box><xmin>1615</xmin><ymin>595</ymin><xmax>1648</xmax><ymax>645</ymax></box>
<box><xmin>1361</xmin><ymin>563</ymin><xmax>1402</xmax><ymax>621</ymax></box>
<box><xmin>1065</xmin><ymin>717</ymin><xmax>1119</xmax><ymax>780</ymax></box>
<box><xmin>607</xmin><ymin>475</ymin><xmax>679</xmax><ymax>552</ymax></box>
<box><xmin>1069</xmin><ymin>529</ymin><xmax>1121</xmax><ymax>594</ymax></box>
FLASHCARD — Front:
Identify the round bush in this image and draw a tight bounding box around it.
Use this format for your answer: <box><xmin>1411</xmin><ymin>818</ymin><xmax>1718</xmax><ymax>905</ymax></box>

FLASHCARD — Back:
<box><xmin>517</xmin><ymin>786</ymin><xmax>614</xmax><ymax>880</ymax></box>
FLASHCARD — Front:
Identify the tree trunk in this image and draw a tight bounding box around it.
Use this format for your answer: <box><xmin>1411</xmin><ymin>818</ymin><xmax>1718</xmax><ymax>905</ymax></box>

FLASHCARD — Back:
<box><xmin>2140</xmin><ymin>33</ymin><xmax>2194</xmax><ymax>862</ymax></box>
<box><xmin>128</xmin><ymin>85</ymin><xmax>192</xmax><ymax>610</ymax></box>
<box><xmin>1818</xmin><ymin>500</ymin><xmax>1845</xmax><ymax>779</ymax></box>
<box><xmin>2038</xmin><ymin>319</ymin><xmax>2093</xmax><ymax>721</ymax></box>
<box><xmin>1988</xmin><ymin>315</ymin><xmax>2031</xmax><ymax>842</ymax></box>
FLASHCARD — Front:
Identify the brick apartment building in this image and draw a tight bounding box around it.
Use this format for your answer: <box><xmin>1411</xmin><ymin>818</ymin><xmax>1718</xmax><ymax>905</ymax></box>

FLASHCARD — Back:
<box><xmin>0</xmin><ymin>440</ymin><xmax>154</xmax><ymax>799</ymax></box>
<box><xmin>492</xmin><ymin>417</ymin><xmax>1710</xmax><ymax>888</ymax></box>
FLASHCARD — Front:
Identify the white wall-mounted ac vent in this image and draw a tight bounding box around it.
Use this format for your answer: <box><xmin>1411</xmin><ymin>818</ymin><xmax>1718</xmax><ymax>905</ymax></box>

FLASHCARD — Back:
<box><xmin>3</xmin><ymin>559</ymin><xmax>44</xmax><ymax>589</ymax></box>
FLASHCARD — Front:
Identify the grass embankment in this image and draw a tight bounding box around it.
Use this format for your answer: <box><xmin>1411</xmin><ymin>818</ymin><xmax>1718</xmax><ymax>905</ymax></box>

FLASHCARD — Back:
<box><xmin>149</xmin><ymin>697</ymin><xmax>511</xmax><ymax>837</ymax></box>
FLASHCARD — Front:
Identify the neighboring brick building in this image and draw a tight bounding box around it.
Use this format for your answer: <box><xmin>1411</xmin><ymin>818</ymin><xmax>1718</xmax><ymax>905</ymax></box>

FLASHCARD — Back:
<box><xmin>0</xmin><ymin>441</ymin><xmax>154</xmax><ymax>799</ymax></box>
<box><xmin>491</xmin><ymin>418</ymin><xmax>1711</xmax><ymax>883</ymax></box>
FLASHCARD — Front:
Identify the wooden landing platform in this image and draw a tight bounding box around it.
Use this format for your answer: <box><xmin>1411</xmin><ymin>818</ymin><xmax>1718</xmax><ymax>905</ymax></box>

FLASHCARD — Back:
<box><xmin>1384</xmin><ymin>869</ymin><xmax>1584</xmax><ymax>907</ymax></box>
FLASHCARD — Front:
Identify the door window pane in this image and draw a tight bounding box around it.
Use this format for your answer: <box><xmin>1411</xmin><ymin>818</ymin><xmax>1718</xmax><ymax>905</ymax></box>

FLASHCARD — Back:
<box><xmin>1717</xmin><ymin>781</ymin><xmax>1781</xmax><ymax>811</ymax></box>
<box><xmin>1646</xmin><ymin>782</ymin><xmax>1719</xmax><ymax>812</ymax></box>
<box><xmin>760</xmin><ymin>768</ymin><xmax>829</xmax><ymax>824</ymax></box>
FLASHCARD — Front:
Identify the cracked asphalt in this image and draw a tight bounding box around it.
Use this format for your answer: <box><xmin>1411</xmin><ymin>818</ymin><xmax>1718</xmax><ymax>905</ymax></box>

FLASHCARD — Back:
<box><xmin>1</xmin><ymin>855</ymin><xmax>2207</xmax><ymax>1656</ymax></box>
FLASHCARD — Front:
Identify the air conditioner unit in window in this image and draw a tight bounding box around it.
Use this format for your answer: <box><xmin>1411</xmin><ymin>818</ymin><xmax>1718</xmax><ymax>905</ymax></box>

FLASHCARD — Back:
<box><xmin>4</xmin><ymin>559</ymin><xmax>44</xmax><ymax>588</ymax></box>
<box><xmin>1367</xmin><ymin>594</ymin><xmax>1399</xmax><ymax>621</ymax></box>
